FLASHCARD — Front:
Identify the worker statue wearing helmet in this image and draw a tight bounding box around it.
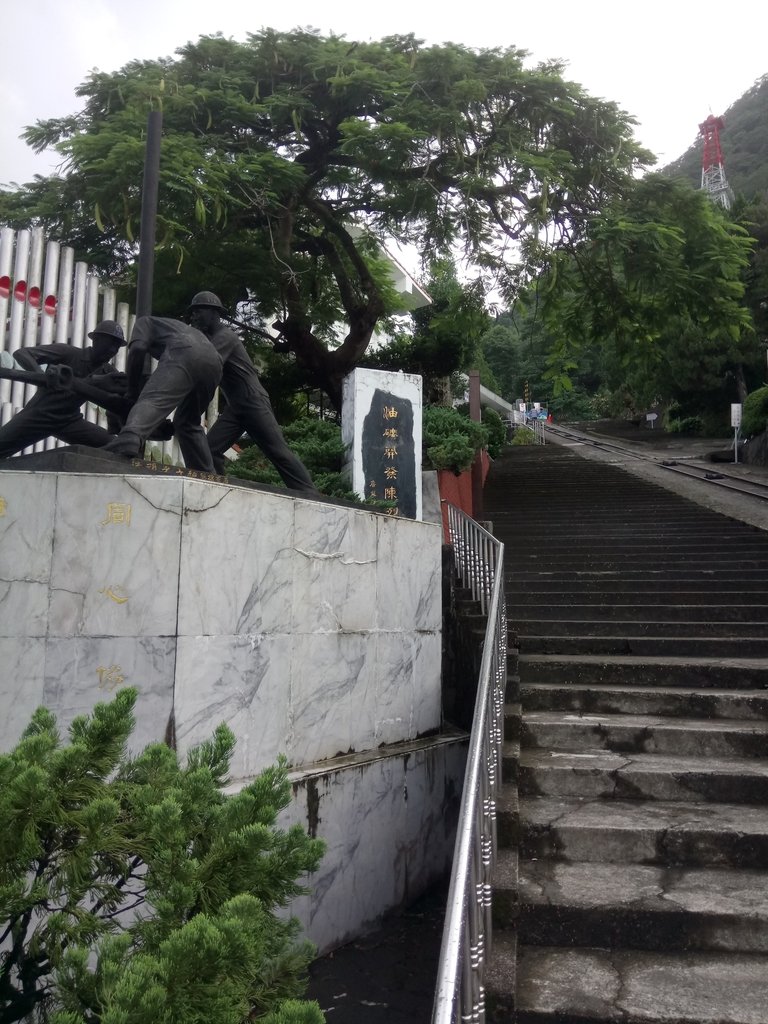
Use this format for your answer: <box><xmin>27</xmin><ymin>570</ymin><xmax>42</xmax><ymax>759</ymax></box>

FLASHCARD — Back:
<box><xmin>188</xmin><ymin>291</ymin><xmax>318</xmax><ymax>496</ymax></box>
<box><xmin>0</xmin><ymin>321</ymin><xmax>128</xmax><ymax>459</ymax></box>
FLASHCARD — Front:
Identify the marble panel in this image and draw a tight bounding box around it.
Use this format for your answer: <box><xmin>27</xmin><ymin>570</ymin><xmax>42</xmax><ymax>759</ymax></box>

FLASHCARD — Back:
<box><xmin>292</xmin><ymin>503</ymin><xmax>378</xmax><ymax>634</ymax></box>
<box><xmin>41</xmin><ymin>635</ymin><xmax>176</xmax><ymax>754</ymax></box>
<box><xmin>173</xmin><ymin>634</ymin><xmax>293</xmax><ymax>779</ymax></box>
<box><xmin>287</xmin><ymin>760</ymin><xmax>402</xmax><ymax>950</ymax></box>
<box><xmin>0</xmin><ymin>637</ymin><xmax>46</xmax><ymax>749</ymax></box>
<box><xmin>0</xmin><ymin>473</ymin><xmax>56</xmax><ymax>637</ymax></box>
<box><xmin>48</xmin><ymin>475</ymin><xmax>184</xmax><ymax>638</ymax></box>
<box><xmin>279</xmin><ymin>737</ymin><xmax>468</xmax><ymax>954</ymax></box>
<box><xmin>400</xmin><ymin>743</ymin><xmax>466</xmax><ymax>881</ymax></box>
<box><xmin>375</xmin><ymin>516</ymin><xmax>442</xmax><ymax>632</ymax></box>
<box><xmin>289</xmin><ymin>633</ymin><xmax>377</xmax><ymax>766</ymax></box>
<box><xmin>374</xmin><ymin>632</ymin><xmax>442</xmax><ymax>745</ymax></box>
<box><xmin>178</xmin><ymin>482</ymin><xmax>295</xmax><ymax>637</ymax></box>
<box><xmin>410</xmin><ymin>631</ymin><xmax>443</xmax><ymax>738</ymax></box>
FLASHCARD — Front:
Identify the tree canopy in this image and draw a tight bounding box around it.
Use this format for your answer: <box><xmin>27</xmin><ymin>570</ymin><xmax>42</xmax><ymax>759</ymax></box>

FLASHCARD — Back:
<box><xmin>0</xmin><ymin>28</ymin><xmax>652</xmax><ymax>408</ymax></box>
<box><xmin>527</xmin><ymin>174</ymin><xmax>757</xmax><ymax>411</ymax></box>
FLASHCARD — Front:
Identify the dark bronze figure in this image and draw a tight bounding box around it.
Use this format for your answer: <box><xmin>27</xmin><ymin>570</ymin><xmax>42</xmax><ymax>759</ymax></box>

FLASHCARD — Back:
<box><xmin>188</xmin><ymin>292</ymin><xmax>318</xmax><ymax>495</ymax></box>
<box><xmin>0</xmin><ymin>321</ymin><xmax>126</xmax><ymax>460</ymax></box>
<box><xmin>103</xmin><ymin>316</ymin><xmax>222</xmax><ymax>472</ymax></box>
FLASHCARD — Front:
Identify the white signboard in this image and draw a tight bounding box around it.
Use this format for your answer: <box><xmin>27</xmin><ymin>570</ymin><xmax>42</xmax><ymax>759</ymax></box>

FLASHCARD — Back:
<box><xmin>731</xmin><ymin>404</ymin><xmax>742</xmax><ymax>428</ymax></box>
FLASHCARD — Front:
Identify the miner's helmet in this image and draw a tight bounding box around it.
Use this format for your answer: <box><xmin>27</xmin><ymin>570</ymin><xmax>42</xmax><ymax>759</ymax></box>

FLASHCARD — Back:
<box><xmin>88</xmin><ymin>320</ymin><xmax>126</xmax><ymax>346</ymax></box>
<box><xmin>188</xmin><ymin>291</ymin><xmax>227</xmax><ymax>313</ymax></box>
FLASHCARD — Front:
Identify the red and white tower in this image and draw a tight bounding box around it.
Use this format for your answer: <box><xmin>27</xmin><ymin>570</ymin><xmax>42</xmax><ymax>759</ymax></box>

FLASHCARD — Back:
<box><xmin>698</xmin><ymin>114</ymin><xmax>733</xmax><ymax>210</ymax></box>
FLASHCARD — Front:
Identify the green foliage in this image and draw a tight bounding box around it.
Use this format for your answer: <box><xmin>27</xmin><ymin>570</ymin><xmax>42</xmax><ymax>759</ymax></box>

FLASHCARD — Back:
<box><xmin>363</xmin><ymin>260</ymin><xmax>491</xmax><ymax>403</ymax></box>
<box><xmin>667</xmin><ymin>415</ymin><xmax>704</xmax><ymax>435</ymax></box>
<box><xmin>423</xmin><ymin>406</ymin><xmax>488</xmax><ymax>472</ymax></box>
<box><xmin>510</xmin><ymin>427</ymin><xmax>536</xmax><ymax>445</ymax></box>
<box><xmin>0</xmin><ymin>28</ymin><xmax>651</xmax><ymax>408</ymax></box>
<box><xmin>533</xmin><ymin>174</ymin><xmax>757</xmax><ymax>414</ymax></box>
<box><xmin>0</xmin><ymin>691</ymin><xmax>324</xmax><ymax>1024</ymax></box>
<box><xmin>481</xmin><ymin>407</ymin><xmax>507</xmax><ymax>459</ymax></box>
<box><xmin>226</xmin><ymin>417</ymin><xmax>357</xmax><ymax>501</ymax></box>
<box><xmin>742</xmin><ymin>386</ymin><xmax>768</xmax><ymax>436</ymax></box>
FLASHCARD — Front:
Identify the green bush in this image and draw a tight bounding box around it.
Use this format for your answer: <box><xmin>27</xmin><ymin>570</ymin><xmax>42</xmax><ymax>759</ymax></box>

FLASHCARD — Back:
<box><xmin>510</xmin><ymin>427</ymin><xmax>536</xmax><ymax>445</ymax></box>
<box><xmin>226</xmin><ymin>405</ymin><xmax>498</xmax><ymax>490</ymax></box>
<box><xmin>742</xmin><ymin>386</ymin><xmax>768</xmax><ymax>437</ymax></box>
<box><xmin>227</xmin><ymin>417</ymin><xmax>358</xmax><ymax>501</ymax></box>
<box><xmin>423</xmin><ymin>406</ymin><xmax>489</xmax><ymax>473</ymax></box>
<box><xmin>667</xmin><ymin>415</ymin><xmax>703</xmax><ymax>435</ymax></box>
<box><xmin>0</xmin><ymin>690</ymin><xmax>325</xmax><ymax>1024</ymax></box>
<box><xmin>481</xmin><ymin>406</ymin><xmax>507</xmax><ymax>458</ymax></box>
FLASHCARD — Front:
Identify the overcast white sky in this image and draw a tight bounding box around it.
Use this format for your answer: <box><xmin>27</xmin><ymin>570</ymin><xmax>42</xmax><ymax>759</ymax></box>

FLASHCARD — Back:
<box><xmin>1</xmin><ymin>0</ymin><xmax>765</xmax><ymax>187</ymax></box>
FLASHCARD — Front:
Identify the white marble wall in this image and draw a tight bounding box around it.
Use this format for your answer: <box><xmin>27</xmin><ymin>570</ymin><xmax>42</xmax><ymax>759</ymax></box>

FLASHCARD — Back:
<box><xmin>276</xmin><ymin>735</ymin><xmax>467</xmax><ymax>954</ymax></box>
<box><xmin>0</xmin><ymin>470</ymin><xmax>443</xmax><ymax>774</ymax></box>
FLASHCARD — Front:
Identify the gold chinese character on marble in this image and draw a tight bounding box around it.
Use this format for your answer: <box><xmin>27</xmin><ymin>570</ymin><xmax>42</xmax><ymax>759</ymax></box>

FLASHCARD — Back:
<box><xmin>383</xmin><ymin>428</ymin><xmax>398</xmax><ymax>439</ymax></box>
<box><xmin>96</xmin><ymin>664</ymin><xmax>125</xmax><ymax>692</ymax></box>
<box><xmin>382</xmin><ymin>406</ymin><xmax>398</xmax><ymax>420</ymax></box>
<box><xmin>384</xmin><ymin>446</ymin><xmax>398</xmax><ymax>459</ymax></box>
<box><xmin>384</xmin><ymin>486</ymin><xmax>398</xmax><ymax>501</ymax></box>
<box><xmin>101</xmin><ymin>503</ymin><xmax>132</xmax><ymax>526</ymax></box>
<box><xmin>385</xmin><ymin>507</ymin><xmax>399</xmax><ymax>516</ymax></box>
<box><xmin>384</xmin><ymin>467</ymin><xmax>398</xmax><ymax>480</ymax></box>
<box><xmin>98</xmin><ymin>586</ymin><xmax>129</xmax><ymax>605</ymax></box>
<box><xmin>0</xmin><ymin>497</ymin><xmax>6</xmax><ymax>516</ymax></box>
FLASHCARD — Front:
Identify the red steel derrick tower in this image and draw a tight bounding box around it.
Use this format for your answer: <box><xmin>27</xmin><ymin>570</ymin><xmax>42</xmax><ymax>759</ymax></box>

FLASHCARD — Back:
<box><xmin>698</xmin><ymin>114</ymin><xmax>734</xmax><ymax>210</ymax></box>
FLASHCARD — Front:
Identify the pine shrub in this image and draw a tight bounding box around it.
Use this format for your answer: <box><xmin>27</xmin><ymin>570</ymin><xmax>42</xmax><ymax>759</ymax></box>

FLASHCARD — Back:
<box><xmin>0</xmin><ymin>690</ymin><xmax>325</xmax><ymax>1024</ymax></box>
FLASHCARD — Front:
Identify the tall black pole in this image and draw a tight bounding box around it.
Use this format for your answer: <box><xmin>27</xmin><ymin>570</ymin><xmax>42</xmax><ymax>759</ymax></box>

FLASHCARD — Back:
<box><xmin>136</xmin><ymin>110</ymin><xmax>162</xmax><ymax>318</ymax></box>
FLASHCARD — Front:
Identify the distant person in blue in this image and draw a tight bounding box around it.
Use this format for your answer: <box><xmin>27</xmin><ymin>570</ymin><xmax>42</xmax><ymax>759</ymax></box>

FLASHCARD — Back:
<box><xmin>188</xmin><ymin>291</ymin><xmax>318</xmax><ymax>495</ymax></box>
<box><xmin>104</xmin><ymin>315</ymin><xmax>222</xmax><ymax>472</ymax></box>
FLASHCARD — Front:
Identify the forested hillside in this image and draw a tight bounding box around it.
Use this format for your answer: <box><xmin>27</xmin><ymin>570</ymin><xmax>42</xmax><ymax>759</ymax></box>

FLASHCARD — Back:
<box><xmin>663</xmin><ymin>73</ymin><xmax>768</xmax><ymax>199</ymax></box>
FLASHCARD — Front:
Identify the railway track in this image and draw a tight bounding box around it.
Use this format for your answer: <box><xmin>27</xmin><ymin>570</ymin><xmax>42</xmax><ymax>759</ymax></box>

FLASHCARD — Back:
<box><xmin>545</xmin><ymin>422</ymin><xmax>768</xmax><ymax>504</ymax></box>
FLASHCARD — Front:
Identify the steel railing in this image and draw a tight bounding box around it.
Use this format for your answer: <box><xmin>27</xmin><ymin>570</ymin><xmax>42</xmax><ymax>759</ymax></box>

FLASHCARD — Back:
<box><xmin>530</xmin><ymin>417</ymin><xmax>546</xmax><ymax>444</ymax></box>
<box><xmin>433</xmin><ymin>503</ymin><xmax>507</xmax><ymax>1024</ymax></box>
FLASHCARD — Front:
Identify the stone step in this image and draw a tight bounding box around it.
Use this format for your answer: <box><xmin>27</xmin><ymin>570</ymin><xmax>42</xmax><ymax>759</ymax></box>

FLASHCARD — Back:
<box><xmin>512</xmin><ymin>857</ymin><xmax>768</xmax><ymax>953</ymax></box>
<box><xmin>499</xmin><ymin>529</ymin><xmax>762</xmax><ymax>543</ymax></box>
<box><xmin>508</xmin><ymin>578</ymin><xmax>768</xmax><ymax>593</ymax></box>
<box><xmin>490</xmin><ymin>941</ymin><xmax>768</xmax><ymax>1024</ymax></box>
<box><xmin>517</xmin><ymin>654</ymin><xmax>768</xmax><ymax>689</ymax></box>
<box><xmin>516</xmin><ymin>747</ymin><xmax>768</xmax><ymax>804</ymax></box>
<box><xmin>507</xmin><ymin>569</ymin><xmax>768</xmax><ymax>585</ymax></box>
<box><xmin>510</xmin><ymin>590</ymin><xmax>768</xmax><ymax>605</ymax></box>
<box><xmin>521</xmin><ymin>711</ymin><xmax>768</xmax><ymax>759</ymax></box>
<box><xmin>509</xmin><ymin>603</ymin><xmax>768</xmax><ymax>622</ymax></box>
<box><xmin>507</xmin><ymin>541</ymin><xmax>768</xmax><ymax>556</ymax></box>
<box><xmin>509</xmin><ymin>556</ymin><xmax>768</xmax><ymax>571</ymax></box>
<box><xmin>520</xmin><ymin>683</ymin><xmax>768</xmax><ymax>721</ymax></box>
<box><xmin>512</xmin><ymin>619</ymin><xmax>768</xmax><ymax>639</ymax></box>
<box><xmin>518</xmin><ymin>795</ymin><xmax>768</xmax><ymax>868</ymax></box>
<box><xmin>518</xmin><ymin>635</ymin><xmax>768</xmax><ymax>657</ymax></box>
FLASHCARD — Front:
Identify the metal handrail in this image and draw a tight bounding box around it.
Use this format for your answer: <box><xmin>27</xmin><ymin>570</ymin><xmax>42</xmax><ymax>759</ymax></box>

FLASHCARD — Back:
<box><xmin>433</xmin><ymin>503</ymin><xmax>507</xmax><ymax>1024</ymax></box>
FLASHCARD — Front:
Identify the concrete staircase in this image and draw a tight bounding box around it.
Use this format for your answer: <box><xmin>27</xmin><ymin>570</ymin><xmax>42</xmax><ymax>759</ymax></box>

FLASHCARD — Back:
<box><xmin>483</xmin><ymin>445</ymin><xmax>768</xmax><ymax>1024</ymax></box>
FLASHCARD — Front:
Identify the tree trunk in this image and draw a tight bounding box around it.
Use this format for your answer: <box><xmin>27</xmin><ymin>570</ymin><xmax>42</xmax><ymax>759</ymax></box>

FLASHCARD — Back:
<box><xmin>275</xmin><ymin>312</ymin><xmax>379</xmax><ymax>413</ymax></box>
<box><xmin>734</xmin><ymin>362</ymin><xmax>748</xmax><ymax>404</ymax></box>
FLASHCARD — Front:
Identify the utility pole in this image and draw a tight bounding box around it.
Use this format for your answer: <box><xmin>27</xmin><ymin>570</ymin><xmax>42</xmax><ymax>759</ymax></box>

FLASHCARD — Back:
<box><xmin>136</xmin><ymin>110</ymin><xmax>163</xmax><ymax>318</ymax></box>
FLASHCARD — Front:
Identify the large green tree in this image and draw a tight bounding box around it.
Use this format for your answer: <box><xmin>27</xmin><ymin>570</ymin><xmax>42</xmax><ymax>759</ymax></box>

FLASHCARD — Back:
<box><xmin>362</xmin><ymin>258</ymin><xmax>491</xmax><ymax>403</ymax></box>
<box><xmin>0</xmin><ymin>690</ymin><xmax>324</xmax><ymax>1024</ymax></box>
<box><xmin>0</xmin><ymin>29</ymin><xmax>651</xmax><ymax>408</ymax></box>
<box><xmin>533</xmin><ymin>174</ymin><xmax>757</xmax><ymax>410</ymax></box>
